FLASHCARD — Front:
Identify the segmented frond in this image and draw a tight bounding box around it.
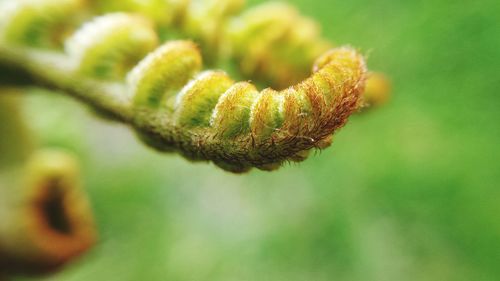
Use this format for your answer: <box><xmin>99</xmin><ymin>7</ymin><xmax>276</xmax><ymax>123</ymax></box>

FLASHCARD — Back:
<box><xmin>0</xmin><ymin>1</ymin><xmax>369</xmax><ymax>173</ymax></box>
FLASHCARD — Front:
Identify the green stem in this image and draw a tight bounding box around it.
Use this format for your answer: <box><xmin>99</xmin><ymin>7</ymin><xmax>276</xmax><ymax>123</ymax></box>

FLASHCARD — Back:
<box><xmin>0</xmin><ymin>89</ymin><xmax>33</xmax><ymax>168</ymax></box>
<box><xmin>0</xmin><ymin>46</ymin><xmax>132</xmax><ymax>121</ymax></box>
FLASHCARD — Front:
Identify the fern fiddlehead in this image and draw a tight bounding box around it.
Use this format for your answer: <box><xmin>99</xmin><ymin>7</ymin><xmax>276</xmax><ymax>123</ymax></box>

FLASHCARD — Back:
<box><xmin>0</xmin><ymin>0</ymin><xmax>367</xmax><ymax>173</ymax></box>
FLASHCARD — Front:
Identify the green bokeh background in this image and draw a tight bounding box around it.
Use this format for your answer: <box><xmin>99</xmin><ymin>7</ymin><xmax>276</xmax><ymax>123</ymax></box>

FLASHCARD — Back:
<box><xmin>15</xmin><ymin>0</ymin><xmax>500</xmax><ymax>280</ymax></box>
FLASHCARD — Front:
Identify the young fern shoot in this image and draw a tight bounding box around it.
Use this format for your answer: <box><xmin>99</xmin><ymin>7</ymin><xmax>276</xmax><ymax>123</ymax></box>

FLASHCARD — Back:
<box><xmin>0</xmin><ymin>0</ymin><xmax>367</xmax><ymax>173</ymax></box>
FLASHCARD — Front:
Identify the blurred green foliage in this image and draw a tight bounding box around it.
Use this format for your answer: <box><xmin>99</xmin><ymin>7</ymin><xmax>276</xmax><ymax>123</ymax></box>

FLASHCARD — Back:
<box><xmin>14</xmin><ymin>0</ymin><xmax>500</xmax><ymax>280</ymax></box>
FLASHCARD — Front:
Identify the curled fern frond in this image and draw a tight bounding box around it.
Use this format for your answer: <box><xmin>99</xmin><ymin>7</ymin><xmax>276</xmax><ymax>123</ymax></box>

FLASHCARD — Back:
<box><xmin>0</xmin><ymin>2</ymin><xmax>368</xmax><ymax>173</ymax></box>
<box><xmin>124</xmin><ymin>35</ymin><xmax>365</xmax><ymax>172</ymax></box>
<box><xmin>0</xmin><ymin>149</ymin><xmax>96</xmax><ymax>276</ymax></box>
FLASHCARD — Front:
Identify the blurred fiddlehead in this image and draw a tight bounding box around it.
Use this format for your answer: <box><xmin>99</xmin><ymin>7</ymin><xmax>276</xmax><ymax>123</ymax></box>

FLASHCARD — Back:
<box><xmin>0</xmin><ymin>0</ymin><xmax>376</xmax><ymax>172</ymax></box>
<box><xmin>0</xmin><ymin>150</ymin><xmax>97</xmax><ymax>277</ymax></box>
<box><xmin>0</xmin><ymin>90</ymin><xmax>96</xmax><ymax>278</ymax></box>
